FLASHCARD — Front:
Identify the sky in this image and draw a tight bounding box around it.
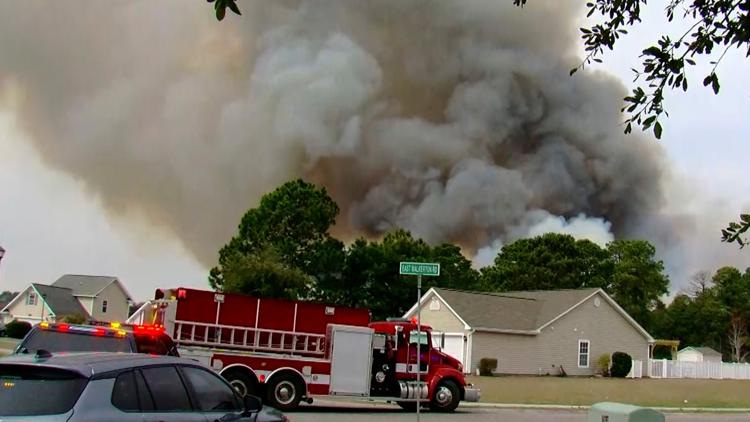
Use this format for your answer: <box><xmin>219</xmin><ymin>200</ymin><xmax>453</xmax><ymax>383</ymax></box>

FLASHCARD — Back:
<box><xmin>0</xmin><ymin>2</ymin><xmax>748</xmax><ymax>302</ymax></box>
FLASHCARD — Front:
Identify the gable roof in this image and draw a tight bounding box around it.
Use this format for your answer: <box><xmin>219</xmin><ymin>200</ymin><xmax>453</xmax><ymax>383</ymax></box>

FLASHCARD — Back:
<box><xmin>405</xmin><ymin>287</ymin><xmax>654</xmax><ymax>341</ymax></box>
<box><xmin>52</xmin><ymin>274</ymin><xmax>129</xmax><ymax>299</ymax></box>
<box><xmin>679</xmin><ymin>346</ymin><xmax>722</xmax><ymax>357</ymax></box>
<box><xmin>32</xmin><ymin>284</ymin><xmax>90</xmax><ymax>318</ymax></box>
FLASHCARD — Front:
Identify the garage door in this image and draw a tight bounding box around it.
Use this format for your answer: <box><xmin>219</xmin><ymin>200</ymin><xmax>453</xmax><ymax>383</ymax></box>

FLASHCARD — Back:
<box><xmin>432</xmin><ymin>332</ymin><xmax>466</xmax><ymax>372</ymax></box>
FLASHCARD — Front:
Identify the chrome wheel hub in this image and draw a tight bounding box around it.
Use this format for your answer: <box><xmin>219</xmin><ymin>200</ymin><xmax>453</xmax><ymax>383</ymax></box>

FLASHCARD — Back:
<box><xmin>275</xmin><ymin>380</ymin><xmax>296</xmax><ymax>405</ymax></box>
<box><xmin>230</xmin><ymin>380</ymin><xmax>248</xmax><ymax>397</ymax></box>
<box><xmin>435</xmin><ymin>386</ymin><xmax>453</xmax><ymax>405</ymax></box>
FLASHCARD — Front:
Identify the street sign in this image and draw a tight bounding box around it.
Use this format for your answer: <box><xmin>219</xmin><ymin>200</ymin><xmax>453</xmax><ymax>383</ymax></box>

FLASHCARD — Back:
<box><xmin>399</xmin><ymin>262</ymin><xmax>440</xmax><ymax>277</ymax></box>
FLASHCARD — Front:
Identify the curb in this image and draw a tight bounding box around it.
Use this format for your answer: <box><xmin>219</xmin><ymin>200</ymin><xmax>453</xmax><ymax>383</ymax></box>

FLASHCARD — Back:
<box><xmin>461</xmin><ymin>402</ymin><xmax>750</xmax><ymax>413</ymax></box>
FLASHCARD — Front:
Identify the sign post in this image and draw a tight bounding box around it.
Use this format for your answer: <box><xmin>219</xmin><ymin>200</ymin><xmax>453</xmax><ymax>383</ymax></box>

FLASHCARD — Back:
<box><xmin>399</xmin><ymin>262</ymin><xmax>440</xmax><ymax>422</ymax></box>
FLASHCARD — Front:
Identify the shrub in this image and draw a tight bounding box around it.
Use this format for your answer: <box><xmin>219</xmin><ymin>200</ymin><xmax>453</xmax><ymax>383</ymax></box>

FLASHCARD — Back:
<box><xmin>61</xmin><ymin>314</ymin><xmax>87</xmax><ymax>324</ymax></box>
<box><xmin>610</xmin><ymin>351</ymin><xmax>632</xmax><ymax>378</ymax></box>
<box><xmin>478</xmin><ymin>358</ymin><xmax>498</xmax><ymax>376</ymax></box>
<box><xmin>597</xmin><ymin>353</ymin><xmax>611</xmax><ymax>377</ymax></box>
<box><xmin>5</xmin><ymin>320</ymin><xmax>32</xmax><ymax>339</ymax></box>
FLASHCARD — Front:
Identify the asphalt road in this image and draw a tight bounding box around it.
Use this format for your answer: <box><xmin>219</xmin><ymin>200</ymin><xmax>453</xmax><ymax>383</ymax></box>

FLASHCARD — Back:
<box><xmin>290</xmin><ymin>400</ymin><xmax>750</xmax><ymax>422</ymax></box>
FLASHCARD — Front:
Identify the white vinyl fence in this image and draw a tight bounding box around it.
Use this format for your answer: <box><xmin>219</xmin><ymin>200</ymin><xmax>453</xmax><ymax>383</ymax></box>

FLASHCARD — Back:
<box><xmin>628</xmin><ymin>359</ymin><xmax>750</xmax><ymax>380</ymax></box>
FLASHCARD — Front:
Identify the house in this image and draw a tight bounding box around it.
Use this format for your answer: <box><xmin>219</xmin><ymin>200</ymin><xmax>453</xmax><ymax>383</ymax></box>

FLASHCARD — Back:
<box><xmin>0</xmin><ymin>284</ymin><xmax>89</xmax><ymax>324</ymax></box>
<box><xmin>1</xmin><ymin>275</ymin><xmax>133</xmax><ymax>324</ymax></box>
<box><xmin>676</xmin><ymin>346</ymin><xmax>723</xmax><ymax>363</ymax></box>
<box><xmin>403</xmin><ymin>288</ymin><xmax>654</xmax><ymax>376</ymax></box>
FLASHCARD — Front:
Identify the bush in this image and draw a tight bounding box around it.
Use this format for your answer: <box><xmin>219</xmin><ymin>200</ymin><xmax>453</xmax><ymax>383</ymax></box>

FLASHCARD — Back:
<box><xmin>597</xmin><ymin>353</ymin><xmax>611</xmax><ymax>377</ymax></box>
<box><xmin>478</xmin><ymin>358</ymin><xmax>498</xmax><ymax>376</ymax></box>
<box><xmin>5</xmin><ymin>320</ymin><xmax>32</xmax><ymax>339</ymax></box>
<box><xmin>61</xmin><ymin>314</ymin><xmax>87</xmax><ymax>324</ymax></box>
<box><xmin>610</xmin><ymin>351</ymin><xmax>632</xmax><ymax>378</ymax></box>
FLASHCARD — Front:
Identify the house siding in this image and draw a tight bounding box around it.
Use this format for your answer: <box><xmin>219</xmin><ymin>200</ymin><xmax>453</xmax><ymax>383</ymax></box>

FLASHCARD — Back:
<box><xmin>409</xmin><ymin>292</ymin><xmax>467</xmax><ymax>333</ymax></box>
<box><xmin>470</xmin><ymin>292</ymin><xmax>650</xmax><ymax>376</ymax></box>
<box><xmin>91</xmin><ymin>282</ymin><xmax>129</xmax><ymax>322</ymax></box>
<box><xmin>3</xmin><ymin>287</ymin><xmax>52</xmax><ymax>323</ymax></box>
<box><xmin>78</xmin><ymin>297</ymin><xmax>94</xmax><ymax>317</ymax></box>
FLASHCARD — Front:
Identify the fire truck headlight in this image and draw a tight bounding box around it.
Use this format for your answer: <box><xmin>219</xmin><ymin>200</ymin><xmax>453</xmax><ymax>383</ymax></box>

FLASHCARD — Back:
<box><xmin>375</xmin><ymin>371</ymin><xmax>386</xmax><ymax>383</ymax></box>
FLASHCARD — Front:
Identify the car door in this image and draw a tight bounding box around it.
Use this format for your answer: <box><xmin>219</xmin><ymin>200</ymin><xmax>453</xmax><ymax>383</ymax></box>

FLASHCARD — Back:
<box><xmin>178</xmin><ymin>365</ymin><xmax>254</xmax><ymax>422</ymax></box>
<box><xmin>139</xmin><ymin>366</ymin><xmax>205</xmax><ymax>422</ymax></box>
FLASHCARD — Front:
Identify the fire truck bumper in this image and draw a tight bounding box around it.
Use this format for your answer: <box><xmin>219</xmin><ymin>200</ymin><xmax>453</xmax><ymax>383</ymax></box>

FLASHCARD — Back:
<box><xmin>463</xmin><ymin>384</ymin><xmax>481</xmax><ymax>402</ymax></box>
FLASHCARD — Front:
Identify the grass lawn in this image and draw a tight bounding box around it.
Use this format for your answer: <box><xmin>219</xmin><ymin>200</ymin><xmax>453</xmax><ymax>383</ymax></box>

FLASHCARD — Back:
<box><xmin>467</xmin><ymin>375</ymin><xmax>750</xmax><ymax>408</ymax></box>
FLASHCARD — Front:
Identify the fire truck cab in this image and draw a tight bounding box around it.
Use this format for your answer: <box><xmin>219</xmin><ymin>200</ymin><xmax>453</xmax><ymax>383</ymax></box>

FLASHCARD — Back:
<box><xmin>127</xmin><ymin>287</ymin><xmax>479</xmax><ymax>411</ymax></box>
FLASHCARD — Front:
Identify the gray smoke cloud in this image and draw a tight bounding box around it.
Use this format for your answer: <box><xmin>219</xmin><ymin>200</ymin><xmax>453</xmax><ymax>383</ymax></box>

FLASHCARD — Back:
<box><xmin>0</xmin><ymin>1</ymin><xmax>670</xmax><ymax>273</ymax></box>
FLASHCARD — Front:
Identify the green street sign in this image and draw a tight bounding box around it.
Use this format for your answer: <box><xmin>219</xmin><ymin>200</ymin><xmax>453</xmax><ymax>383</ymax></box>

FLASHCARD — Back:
<box><xmin>399</xmin><ymin>262</ymin><xmax>440</xmax><ymax>277</ymax></box>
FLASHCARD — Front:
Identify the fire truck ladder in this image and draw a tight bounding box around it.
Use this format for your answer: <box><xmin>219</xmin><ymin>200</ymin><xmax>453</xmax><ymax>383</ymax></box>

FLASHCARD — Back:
<box><xmin>172</xmin><ymin>320</ymin><xmax>327</xmax><ymax>357</ymax></box>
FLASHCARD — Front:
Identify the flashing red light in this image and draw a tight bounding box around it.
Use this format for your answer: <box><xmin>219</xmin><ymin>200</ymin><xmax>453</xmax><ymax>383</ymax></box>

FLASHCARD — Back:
<box><xmin>134</xmin><ymin>324</ymin><xmax>165</xmax><ymax>334</ymax></box>
<box><xmin>259</xmin><ymin>374</ymin><xmax>266</xmax><ymax>382</ymax></box>
<box><xmin>93</xmin><ymin>328</ymin><xmax>106</xmax><ymax>336</ymax></box>
<box><xmin>177</xmin><ymin>289</ymin><xmax>187</xmax><ymax>299</ymax></box>
<box><xmin>57</xmin><ymin>324</ymin><xmax>70</xmax><ymax>332</ymax></box>
<box><xmin>411</xmin><ymin>317</ymin><xmax>418</xmax><ymax>324</ymax></box>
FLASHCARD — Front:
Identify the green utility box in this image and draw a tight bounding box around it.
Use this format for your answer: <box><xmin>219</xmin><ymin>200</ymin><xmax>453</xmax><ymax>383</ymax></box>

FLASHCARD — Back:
<box><xmin>587</xmin><ymin>402</ymin><xmax>665</xmax><ymax>422</ymax></box>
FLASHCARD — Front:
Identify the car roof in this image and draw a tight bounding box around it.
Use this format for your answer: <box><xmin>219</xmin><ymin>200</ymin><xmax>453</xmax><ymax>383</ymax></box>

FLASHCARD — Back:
<box><xmin>0</xmin><ymin>352</ymin><xmax>196</xmax><ymax>378</ymax></box>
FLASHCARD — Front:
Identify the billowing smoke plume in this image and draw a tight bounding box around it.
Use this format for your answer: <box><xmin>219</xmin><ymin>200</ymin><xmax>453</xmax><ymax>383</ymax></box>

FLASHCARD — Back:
<box><xmin>0</xmin><ymin>2</ymin><xmax>667</xmax><ymax>270</ymax></box>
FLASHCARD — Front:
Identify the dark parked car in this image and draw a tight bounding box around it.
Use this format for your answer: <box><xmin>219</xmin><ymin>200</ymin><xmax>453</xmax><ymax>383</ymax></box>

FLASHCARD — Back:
<box><xmin>0</xmin><ymin>352</ymin><xmax>288</xmax><ymax>421</ymax></box>
<box><xmin>14</xmin><ymin>322</ymin><xmax>179</xmax><ymax>356</ymax></box>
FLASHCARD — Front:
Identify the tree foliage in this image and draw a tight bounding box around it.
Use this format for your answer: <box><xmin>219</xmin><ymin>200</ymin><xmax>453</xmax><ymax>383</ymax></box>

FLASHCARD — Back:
<box><xmin>480</xmin><ymin>233</ymin><xmax>613</xmax><ymax>292</ymax></box>
<box><xmin>209</xmin><ymin>179</ymin><xmax>341</xmax><ymax>296</ymax></box>
<box><xmin>651</xmin><ymin>267</ymin><xmax>750</xmax><ymax>362</ymax></box>
<box><xmin>515</xmin><ymin>0</ymin><xmax>750</xmax><ymax>139</ymax></box>
<box><xmin>605</xmin><ymin>240</ymin><xmax>670</xmax><ymax>330</ymax></box>
<box><xmin>480</xmin><ymin>234</ymin><xmax>668</xmax><ymax>330</ymax></box>
<box><xmin>722</xmin><ymin>214</ymin><xmax>750</xmax><ymax>248</ymax></box>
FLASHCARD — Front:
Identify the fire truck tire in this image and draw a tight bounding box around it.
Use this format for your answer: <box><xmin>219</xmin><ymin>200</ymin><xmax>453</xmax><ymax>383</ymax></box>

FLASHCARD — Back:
<box><xmin>222</xmin><ymin>369</ymin><xmax>258</xmax><ymax>398</ymax></box>
<box><xmin>429</xmin><ymin>379</ymin><xmax>460</xmax><ymax>412</ymax></box>
<box><xmin>266</xmin><ymin>372</ymin><xmax>304</xmax><ymax>411</ymax></box>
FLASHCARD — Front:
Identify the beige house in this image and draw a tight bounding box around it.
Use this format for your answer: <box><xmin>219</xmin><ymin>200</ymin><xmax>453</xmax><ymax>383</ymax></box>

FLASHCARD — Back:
<box><xmin>403</xmin><ymin>288</ymin><xmax>654</xmax><ymax>376</ymax></box>
<box><xmin>1</xmin><ymin>275</ymin><xmax>133</xmax><ymax>324</ymax></box>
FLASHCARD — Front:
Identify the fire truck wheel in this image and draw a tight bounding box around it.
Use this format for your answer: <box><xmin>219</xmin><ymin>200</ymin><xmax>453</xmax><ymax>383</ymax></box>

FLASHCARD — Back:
<box><xmin>429</xmin><ymin>379</ymin><xmax>460</xmax><ymax>412</ymax></box>
<box><xmin>266</xmin><ymin>373</ymin><xmax>303</xmax><ymax>411</ymax></box>
<box><xmin>223</xmin><ymin>369</ymin><xmax>258</xmax><ymax>398</ymax></box>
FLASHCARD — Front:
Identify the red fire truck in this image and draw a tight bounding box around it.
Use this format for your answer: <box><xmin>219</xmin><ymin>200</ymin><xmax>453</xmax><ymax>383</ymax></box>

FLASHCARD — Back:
<box><xmin>127</xmin><ymin>287</ymin><xmax>479</xmax><ymax>411</ymax></box>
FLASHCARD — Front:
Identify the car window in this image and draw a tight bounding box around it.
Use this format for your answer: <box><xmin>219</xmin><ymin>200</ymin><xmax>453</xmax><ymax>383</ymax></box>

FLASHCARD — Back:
<box><xmin>140</xmin><ymin>366</ymin><xmax>192</xmax><ymax>412</ymax></box>
<box><xmin>20</xmin><ymin>330</ymin><xmax>132</xmax><ymax>354</ymax></box>
<box><xmin>180</xmin><ymin>366</ymin><xmax>240</xmax><ymax>412</ymax></box>
<box><xmin>135</xmin><ymin>335</ymin><xmax>169</xmax><ymax>355</ymax></box>
<box><xmin>112</xmin><ymin>371</ymin><xmax>139</xmax><ymax>412</ymax></box>
<box><xmin>135</xmin><ymin>370</ymin><xmax>155</xmax><ymax>412</ymax></box>
<box><xmin>0</xmin><ymin>365</ymin><xmax>88</xmax><ymax>416</ymax></box>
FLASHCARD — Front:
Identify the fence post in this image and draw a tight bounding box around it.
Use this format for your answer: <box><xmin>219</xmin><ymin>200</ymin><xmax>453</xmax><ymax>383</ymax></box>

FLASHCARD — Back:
<box><xmin>662</xmin><ymin>359</ymin><xmax>668</xmax><ymax>379</ymax></box>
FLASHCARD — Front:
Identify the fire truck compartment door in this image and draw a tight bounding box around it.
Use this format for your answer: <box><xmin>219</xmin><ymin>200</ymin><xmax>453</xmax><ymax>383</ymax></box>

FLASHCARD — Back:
<box><xmin>328</xmin><ymin>325</ymin><xmax>374</xmax><ymax>396</ymax></box>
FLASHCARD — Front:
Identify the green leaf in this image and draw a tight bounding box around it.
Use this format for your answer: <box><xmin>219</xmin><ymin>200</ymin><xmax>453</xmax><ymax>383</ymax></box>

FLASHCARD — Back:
<box><xmin>227</xmin><ymin>0</ymin><xmax>241</xmax><ymax>15</ymax></box>
<box><xmin>643</xmin><ymin>116</ymin><xmax>656</xmax><ymax>128</ymax></box>
<box><xmin>740</xmin><ymin>214</ymin><xmax>750</xmax><ymax>223</ymax></box>
<box><xmin>703</xmin><ymin>75</ymin><xmax>712</xmax><ymax>86</ymax></box>
<box><xmin>569</xmin><ymin>68</ymin><xmax>578</xmax><ymax>76</ymax></box>
<box><xmin>654</xmin><ymin>122</ymin><xmax>662</xmax><ymax>139</ymax></box>
<box><xmin>711</xmin><ymin>76</ymin><xmax>720</xmax><ymax>94</ymax></box>
<box><xmin>216</xmin><ymin>6</ymin><xmax>226</xmax><ymax>20</ymax></box>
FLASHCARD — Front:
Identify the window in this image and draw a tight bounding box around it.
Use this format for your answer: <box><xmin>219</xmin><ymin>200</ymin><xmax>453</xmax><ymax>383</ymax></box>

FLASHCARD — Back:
<box><xmin>140</xmin><ymin>366</ymin><xmax>192</xmax><ymax>412</ymax></box>
<box><xmin>102</xmin><ymin>300</ymin><xmax>107</xmax><ymax>313</ymax></box>
<box><xmin>26</xmin><ymin>292</ymin><xmax>37</xmax><ymax>306</ymax></box>
<box><xmin>180</xmin><ymin>366</ymin><xmax>240</xmax><ymax>412</ymax></box>
<box><xmin>112</xmin><ymin>371</ymin><xmax>139</xmax><ymax>412</ymax></box>
<box><xmin>0</xmin><ymin>366</ymin><xmax>88</xmax><ymax>417</ymax></box>
<box><xmin>21</xmin><ymin>330</ymin><xmax>132</xmax><ymax>354</ymax></box>
<box><xmin>578</xmin><ymin>340</ymin><xmax>590</xmax><ymax>368</ymax></box>
<box><xmin>135</xmin><ymin>335</ymin><xmax>169</xmax><ymax>355</ymax></box>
